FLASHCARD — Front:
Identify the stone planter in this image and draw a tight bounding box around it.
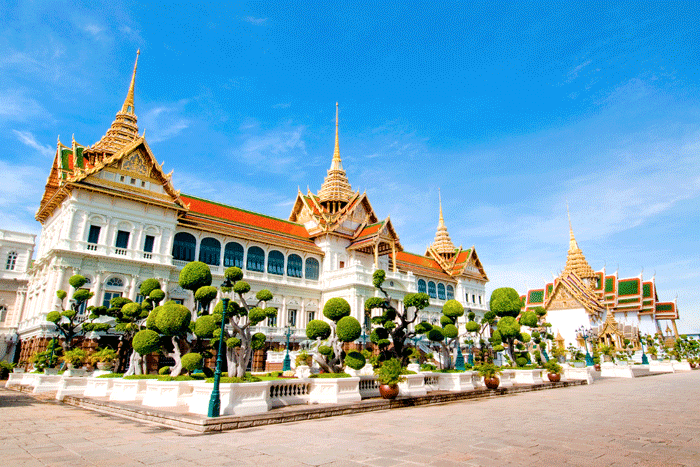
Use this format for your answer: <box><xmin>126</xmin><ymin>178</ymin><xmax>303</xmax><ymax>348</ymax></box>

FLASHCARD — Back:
<box><xmin>499</xmin><ymin>369</ymin><xmax>514</xmax><ymax>388</ymax></box>
<box><xmin>398</xmin><ymin>373</ymin><xmax>427</xmax><ymax>397</ymax></box>
<box><xmin>512</xmin><ymin>369</ymin><xmax>541</xmax><ymax>385</ymax></box>
<box><xmin>187</xmin><ymin>381</ymin><xmax>271</xmax><ymax>416</ymax></box>
<box><xmin>378</xmin><ymin>384</ymin><xmax>399</xmax><ymax>399</ymax></box>
<box><xmin>109</xmin><ymin>379</ymin><xmax>148</xmax><ymax>401</ymax></box>
<box><xmin>308</xmin><ymin>377</ymin><xmax>361</xmax><ymax>405</ymax></box>
<box><xmin>96</xmin><ymin>362</ymin><xmax>113</xmax><ymax>371</ymax></box>
<box><xmin>55</xmin><ymin>377</ymin><xmax>89</xmax><ymax>400</ymax></box>
<box><xmin>437</xmin><ymin>372</ymin><xmax>475</xmax><ymax>392</ymax></box>
<box><xmin>43</xmin><ymin>368</ymin><xmax>58</xmax><ymax>375</ymax></box>
<box><xmin>547</xmin><ymin>373</ymin><xmax>561</xmax><ymax>382</ymax></box>
<box><xmin>84</xmin><ymin>377</ymin><xmax>114</xmax><ymax>397</ymax></box>
<box><xmin>12</xmin><ymin>368</ymin><xmax>25</xmax><ymax>373</ymax></box>
<box><xmin>142</xmin><ymin>380</ymin><xmax>194</xmax><ymax>407</ymax></box>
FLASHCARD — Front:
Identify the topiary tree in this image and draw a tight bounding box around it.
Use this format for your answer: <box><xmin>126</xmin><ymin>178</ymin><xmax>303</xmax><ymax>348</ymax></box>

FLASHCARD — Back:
<box><xmin>210</xmin><ymin>267</ymin><xmax>277</xmax><ymax>378</ymax></box>
<box><xmin>489</xmin><ymin>287</ymin><xmax>522</xmax><ymax>318</ymax></box>
<box><xmin>181</xmin><ymin>352</ymin><xmax>203</xmax><ymax>375</ymax></box>
<box><xmin>179</xmin><ymin>261</ymin><xmax>216</xmax><ymax>316</ymax></box>
<box><xmin>365</xmin><ymin>269</ymin><xmax>431</xmax><ymax>366</ymax></box>
<box><xmin>146</xmin><ymin>302</ymin><xmax>193</xmax><ymax>376</ymax></box>
<box><xmin>306</xmin><ymin>297</ymin><xmax>362</xmax><ymax>373</ymax></box>
<box><xmin>415</xmin><ymin>299</ymin><xmax>465</xmax><ymax>369</ymax></box>
<box><xmin>49</xmin><ymin>274</ymin><xmax>94</xmax><ymax>351</ymax></box>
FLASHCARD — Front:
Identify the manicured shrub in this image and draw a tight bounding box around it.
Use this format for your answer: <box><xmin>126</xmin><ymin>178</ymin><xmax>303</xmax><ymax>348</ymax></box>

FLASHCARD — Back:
<box><xmin>226</xmin><ymin>337</ymin><xmax>242</xmax><ymax>348</ymax></box>
<box><xmin>159</xmin><ymin>366</ymin><xmax>171</xmax><ymax>376</ymax></box>
<box><xmin>489</xmin><ymin>287</ymin><xmax>522</xmax><ymax>318</ymax></box>
<box><xmin>465</xmin><ymin>321</ymin><xmax>480</xmax><ymax>333</ymax></box>
<box><xmin>233</xmin><ymin>281</ymin><xmax>250</xmax><ymax>294</ymax></box>
<box><xmin>520</xmin><ymin>310</ymin><xmax>538</xmax><ymax>327</ymax></box>
<box><xmin>46</xmin><ymin>311</ymin><xmax>61</xmax><ymax>323</ymax></box>
<box><xmin>516</xmin><ymin>357</ymin><xmax>528</xmax><ymax>367</ymax></box>
<box><xmin>319</xmin><ymin>345</ymin><xmax>333</xmax><ymax>357</ymax></box>
<box><xmin>248</xmin><ymin>307</ymin><xmax>267</xmax><ymax>325</ymax></box>
<box><xmin>442</xmin><ymin>324</ymin><xmax>458</xmax><ymax>339</ymax></box>
<box><xmin>139</xmin><ymin>278</ymin><xmax>161</xmax><ymax>297</ymax></box>
<box><xmin>73</xmin><ymin>289</ymin><xmax>92</xmax><ymax>302</ymax></box>
<box><xmin>336</xmin><ymin>316</ymin><xmax>362</xmax><ymax>342</ymax></box>
<box><xmin>442</xmin><ymin>299</ymin><xmax>464</xmax><ymax>319</ymax></box>
<box><xmin>181</xmin><ymin>353</ymin><xmax>203</xmax><ymax>374</ymax></box>
<box><xmin>149</xmin><ymin>289</ymin><xmax>165</xmax><ymax>303</ymax></box>
<box><xmin>146</xmin><ymin>306</ymin><xmax>161</xmax><ymax>330</ymax></box>
<box><xmin>154</xmin><ymin>303</ymin><xmax>191</xmax><ymax>336</ymax></box>
<box><xmin>427</xmin><ymin>328</ymin><xmax>444</xmax><ymax>342</ymax></box>
<box><xmin>68</xmin><ymin>274</ymin><xmax>88</xmax><ymax>289</ymax></box>
<box><xmin>323</xmin><ymin>297</ymin><xmax>351</xmax><ymax>321</ymax></box>
<box><xmin>251</xmin><ymin>332</ymin><xmax>266</xmax><ymax>350</ymax></box>
<box><xmin>344</xmin><ymin>351</ymin><xmax>366</xmax><ymax>370</ymax></box>
<box><xmin>194</xmin><ymin>286</ymin><xmax>218</xmax><ymax>307</ymax></box>
<box><xmin>121</xmin><ymin>302</ymin><xmax>142</xmax><ymax>319</ymax></box>
<box><xmin>179</xmin><ymin>261</ymin><xmax>212</xmax><ymax>293</ymax></box>
<box><xmin>224</xmin><ymin>266</ymin><xmax>243</xmax><ymax>282</ymax></box>
<box><xmin>133</xmin><ymin>329</ymin><xmax>161</xmax><ymax>355</ymax></box>
<box><xmin>440</xmin><ymin>315</ymin><xmax>454</xmax><ymax>327</ymax></box>
<box><xmin>255</xmin><ymin>289</ymin><xmax>273</xmax><ymax>302</ymax></box>
<box><xmin>194</xmin><ymin>315</ymin><xmax>217</xmax><ymax>338</ymax></box>
<box><xmin>306</xmin><ymin>320</ymin><xmax>331</xmax><ymax>340</ymax></box>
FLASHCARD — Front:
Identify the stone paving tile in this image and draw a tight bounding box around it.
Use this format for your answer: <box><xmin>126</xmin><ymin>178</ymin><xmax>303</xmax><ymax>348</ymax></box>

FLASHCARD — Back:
<box><xmin>3</xmin><ymin>371</ymin><xmax>700</xmax><ymax>466</ymax></box>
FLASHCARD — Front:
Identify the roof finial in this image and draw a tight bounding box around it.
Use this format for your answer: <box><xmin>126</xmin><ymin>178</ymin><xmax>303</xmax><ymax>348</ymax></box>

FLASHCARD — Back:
<box><xmin>439</xmin><ymin>188</ymin><xmax>445</xmax><ymax>226</ymax></box>
<box><xmin>331</xmin><ymin>102</ymin><xmax>341</xmax><ymax>168</ymax></box>
<box><xmin>121</xmin><ymin>49</ymin><xmax>140</xmax><ymax>114</ymax></box>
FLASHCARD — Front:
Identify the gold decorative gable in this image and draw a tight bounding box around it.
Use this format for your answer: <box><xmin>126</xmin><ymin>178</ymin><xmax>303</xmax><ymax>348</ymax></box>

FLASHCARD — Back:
<box><xmin>121</xmin><ymin>150</ymin><xmax>149</xmax><ymax>176</ymax></box>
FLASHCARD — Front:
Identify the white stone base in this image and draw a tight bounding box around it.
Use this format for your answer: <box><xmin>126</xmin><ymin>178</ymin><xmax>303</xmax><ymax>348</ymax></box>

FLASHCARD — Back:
<box><xmin>84</xmin><ymin>377</ymin><xmax>114</xmax><ymax>397</ymax></box>
<box><xmin>499</xmin><ymin>369</ymin><xmax>514</xmax><ymax>388</ymax></box>
<box><xmin>649</xmin><ymin>361</ymin><xmax>675</xmax><ymax>373</ymax></box>
<box><xmin>55</xmin><ymin>377</ymin><xmax>88</xmax><ymax>400</ymax></box>
<box><xmin>512</xmin><ymin>369</ymin><xmax>541</xmax><ymax>385</ymax></box>
<box><xmin>308</xmin><ymin>377</ymin><xmax>361</xmax><ymax>405</ymax></box>
<box><xmin>437</xmin><ymin>372</ymin><xmax>475</xmax><ymax>392</ymax></box>
<box><xmin>109</xmin><ymin>379</ymin><xmax>148</xmax><ymax>401</ymax></box>
<box><xmin>142</xmin><ymin>381</ymin><xmax>194</xmax><ymax>408</ymax></box>
<box><xmin>399</xmin><ymin>374</ymin><xmax>427</xmax><ymax>397</ymax></box>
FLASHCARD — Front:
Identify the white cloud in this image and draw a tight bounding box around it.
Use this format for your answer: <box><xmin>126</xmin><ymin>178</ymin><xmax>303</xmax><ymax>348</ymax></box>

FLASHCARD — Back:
<box><xmin>243</xmin><ymin>16</ymin><xmax>268</xmax><ymax>25</ymax></box>
<box><xmin>0</xmin><ymin>90</ymin><xmax>48</xmax><ymax>123</ymax></box>
<box><xmin>12</xmin><ymin>130</ymin><xmax>54</xmax><ymax>158</ymax></box>
<box><xmin>82</xmin><ymin>24</ymin><xmax>105</xmax><ymax>36</ymax></box>
<box><xmin>0</xmin><ymin>160</ymin><xmax>45</xmax><ymax>234</ymax></box>
<box><xmin>235</xmin><ymin>122</ymin><xmax>307</xmax><ymax>174</ymax></box>
<box><xmin>140</xmin><ymin>103</ymin><xmax>191</xmax><ymax>143</ymax></box>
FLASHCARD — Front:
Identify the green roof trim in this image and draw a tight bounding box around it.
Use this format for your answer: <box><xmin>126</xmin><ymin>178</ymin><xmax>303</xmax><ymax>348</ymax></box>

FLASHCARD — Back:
<box><xmin>528</xmin><ymin>289</ymin><xmax>544</xmax><ymax>303</ymax></box>
<box><xmin>643</xmin><ymin>283</ymin><xmax>652</xmax><ymax>298</ymax></box>
<box><xmin>656</xmin><ymin>304</ymin><xmax>673</xmax><ymax>312</ymax></box>
<box><xmin>618</xmin><ymin>279</ymin><xmax>639</xmax><ymax>296</ymax></box>
<box><xmin>618</xmin><ymin>298</ymin><xmax>639</xmax><ymax>304</ymax></box>
<box><xmin>75</xmin><ymin>146</ymin><xmax>84</xmax><ymax>169</ymax></box>
<box><xmin>61</xmin><ymin>148</ymin><xmax>71</xmax><ymax>170</ymax></box>
<box><xmin>605</xmin><ymin>277</ymin><xmax>615</xmax><ymax>293</ymax></box>
<box><xmin>547</xmin><ymin>284</ymin><xmax>553</xmax><ymax>296</ymax></box>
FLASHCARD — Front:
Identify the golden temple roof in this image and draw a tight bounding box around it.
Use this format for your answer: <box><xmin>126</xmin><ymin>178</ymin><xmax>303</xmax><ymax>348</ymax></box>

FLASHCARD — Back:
<box><xmin>430</xmin><ymin>191</ymin><xmax>456</xmax><ymax>255</ymax></box>
<box><xmin>93</xmin><ymin>50</ymin><xmax>141</xmax><ymax>153</ymax></box>
<box><xmin>563</xmin><ymin>208</ymin><xmax>597</xmax><ymax>280</ymax></box>
<box><xmin>318</xmin><ymin>103</ymin><xmax>354</xmax><ymax>204</ymax></box>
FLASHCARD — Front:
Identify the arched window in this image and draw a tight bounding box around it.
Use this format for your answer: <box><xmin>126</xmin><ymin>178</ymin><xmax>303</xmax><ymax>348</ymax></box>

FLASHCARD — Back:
<box><xmin>437</xmin><ymin>283</ymin><xmax>446</xmax><ymax>300</ymax></box>
<box><xmin>246</xmin><ymin>246</ymin><xmax>265</xmax><ymax>272</ymax></box>
<box><xmin>172</xmin><ymin>232</ymin><xmax>196</xmax><ymax>262</ymax></box>
<box><xmin>198</xmin><ymin>237</ymin><xmax>221</xmax><ymax>266</ymax></box>
<box><xmin>268</xmin><ymin>250</ymin><xmax>284</xmax><ymax>275</ymax></box>
<box><xmin>417</xmin><ymin>279</ymin><xmax>427</xmax><ymax>294</ymax></box>
<box><xmin>5</xmin><ymin>251</ymin><xmax>17</xmax><ymax>271</ymax></box>
<box><xmin>223</xmin><ymin>242</ymin><xmax>244</xmax><ymax>268</ymax></box>
<box><xmin>305</xmin><ymin>258</ymin><xmax>319</xmax><ymax>280</ymax></box>
<box><xmin>103</xmin><ymin>277</ymin><xmax>124</xmax><ymax>307</ymax></box>
<box><xmin>287</xmin><ymin>254</ymin><xmax>303</xmax><ymax>278</ymax></box>
<box><xmin>446</xmin><ymin>285</ymin><xmax>454</xmax><ymax>300</ymax></box>
<box><xmin>428</xmin><ymin>281</ymin><xmax>437</xmax><ymax>299</ymax></box>
<box><xmin>0</xmin><ymin>306</ymin><xmax>6</xmax><ymax>323</ymax></box>
<box><xmin>105</xmin><ymin>277</ymin><xmax>124</xmax><ymax>287</ymax></box>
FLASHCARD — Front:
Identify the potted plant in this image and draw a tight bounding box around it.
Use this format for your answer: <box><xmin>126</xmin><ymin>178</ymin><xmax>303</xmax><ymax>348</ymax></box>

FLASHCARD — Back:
<box><xmin>89</xmin><ymin>348</ymin><xmax>117</xmax><ymax>370</ymax></box>
<box><xmin>60</xmin><ymin>348</ymin><xmax>87</xmax><ymax>369</ymax></box>
<box><xmin>295</xmin><ymin>350</ymin><xmax>312</xmax><ymax>367</ymax></box>
<box><xmin>648</xmin><ymin>346</ymin><xmax>658</xmax><ymax>360</ymax></box>
<box><xmin>476</xmin><ymin>362</ymin><xmax>502</xmax><ymax>389</ymax></box>
<box><xmin>551</xmin><ymin>345</ymin><xmax>567</xmax><ymax>364</ymax></box>
<box><xmin>374</xmin><ymin>358</ymin><xmax>406</xmax><ymax>399</ymax></box>
<box><xmin>599</xmin><ymin>344</ymin><xmax>615</xmax><ymax>363</ymax></box>
<box><xmin>544</xmin><ymin>359</ymin><xmax>563</xmax><ymax>382</ymax></box>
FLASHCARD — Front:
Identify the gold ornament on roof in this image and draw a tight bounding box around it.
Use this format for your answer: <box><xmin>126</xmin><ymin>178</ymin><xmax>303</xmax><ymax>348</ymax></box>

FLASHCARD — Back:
<box><xmin>430</xmin><ymin>190</ymin><xmax>456</xmax><ymax>255</ymax></box>
<box><xmin>563</xmin><ymin>206</ymin><xmax>596</xmax><ymax>280</ymax></box>
<box><xmin>93</xmin><ymin>50</ymin><xmax>141</xmax><ymax>153</ymax></box>
<box><xmin>318</xmin><ymin>102</ymin><xmax>354</xmax><ymax>211</ymax></box>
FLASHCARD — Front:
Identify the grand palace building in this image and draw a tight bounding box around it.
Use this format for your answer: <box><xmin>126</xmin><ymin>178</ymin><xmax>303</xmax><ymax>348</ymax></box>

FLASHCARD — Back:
<box><xmin>0</xmin><ymin>53</ymin><xmax>490</xmax><ymax>363</ymax></box>
<box><xmin>521</xmin><ymin>215</ymin><xmax>681</xmax><ymax>351</ymax></box>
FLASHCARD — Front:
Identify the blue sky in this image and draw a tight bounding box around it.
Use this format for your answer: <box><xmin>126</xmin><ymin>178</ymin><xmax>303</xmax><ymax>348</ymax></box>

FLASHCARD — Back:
<box><xmin>1</xmin><ymin>1</ymin><xmax>698</xmax><ymax>332</ymax></box>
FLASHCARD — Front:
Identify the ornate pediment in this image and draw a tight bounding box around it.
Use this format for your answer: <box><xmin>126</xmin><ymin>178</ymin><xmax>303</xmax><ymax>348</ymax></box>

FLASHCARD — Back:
<box><xmin>121</xmin><ymin>150</ymin><xmax>150</xmax><ymax>177</ymax></box>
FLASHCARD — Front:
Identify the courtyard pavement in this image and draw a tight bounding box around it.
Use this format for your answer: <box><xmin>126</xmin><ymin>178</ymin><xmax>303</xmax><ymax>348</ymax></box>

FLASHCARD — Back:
<box><xmin>1</xmin><ymin>371</ymin><xmax>699</xmax><ymax>467</ymax></box>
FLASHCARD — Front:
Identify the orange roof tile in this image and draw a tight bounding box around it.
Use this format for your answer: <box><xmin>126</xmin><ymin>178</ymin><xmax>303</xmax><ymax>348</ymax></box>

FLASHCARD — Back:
<box><xmin>181</xmin><ymin>194</ymin><xmax>311</xmax><ymax>239</ymax></box>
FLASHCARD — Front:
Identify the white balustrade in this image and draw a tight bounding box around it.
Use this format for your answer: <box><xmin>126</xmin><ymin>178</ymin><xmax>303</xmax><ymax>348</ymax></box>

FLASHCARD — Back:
<box><xmin>399</xmin><ymin>373</ymin><xmax>427</xmax><ymax>397</ymax></box>
<box><xmin>358</xmin><ymin>375</ymin><xmax>379</xmax><ymax>399</ymax></box>
<box><xmin>55</xmin><ymin>377</ymin><xmax>88</xmax><ymax>400</ymax></box>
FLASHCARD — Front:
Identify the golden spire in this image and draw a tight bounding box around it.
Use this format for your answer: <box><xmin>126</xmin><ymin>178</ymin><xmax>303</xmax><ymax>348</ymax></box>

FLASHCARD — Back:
<box><xmin>93</xmin><ymin>50</ymin><xmax>141</xmax><ymax>153</ymax></box>
<box><xmin>430</xmin><ymin>189</ymin><xmax>456</xmax><ymax>255</ymax></box>
<box><xmin>563</xmin><ymin>207</ymin><xmax>596</xmax><ymax>280</ymax></box>
<box><xmin>318</xmin><ymin>102</ymin><xmax>354</xmax><ymax>211</ymax></box>
<box><xmin>121</xmin><ymin>49</ymin><xmax>139</xmax><ymax>114</ymax></box>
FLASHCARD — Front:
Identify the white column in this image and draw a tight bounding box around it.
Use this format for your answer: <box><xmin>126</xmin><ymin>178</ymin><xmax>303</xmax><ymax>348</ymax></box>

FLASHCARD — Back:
<box><xmin>91</xmin><ymin>272</ymin><xmax>104</xmax><ymax>307</ymax></box>
<box><xmin>127</xmin><ymin>275</ymin><xmax>137</xmax><ymax>301</ymax></box>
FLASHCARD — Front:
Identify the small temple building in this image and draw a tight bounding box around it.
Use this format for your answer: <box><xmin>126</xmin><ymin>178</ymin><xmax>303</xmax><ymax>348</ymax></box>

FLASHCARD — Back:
<box><xmin>521</xmin><ymin>213</ymin><xmax>681</xmax><ymax>350</ymax></box>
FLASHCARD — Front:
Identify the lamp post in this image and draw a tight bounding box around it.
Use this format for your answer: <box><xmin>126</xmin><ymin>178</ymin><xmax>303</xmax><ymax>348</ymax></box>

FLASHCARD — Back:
<box><xmin>454</xmin><ymin>337</ymin><xmax>465</xmax><ymax>371</ymax></box>
<box><xmin>640</xmin><ymin>333</ymin><xmax>649</xmax><ymax>365</ymax></box>
<box><xmin>208</xmin><ymin>277</ymin><xmax>232</xmax><ymax>418</ymax></box>
<box><xmin>282</xmin><ymin>317</ymin><xmax>293</xmax><ymax>372</ymax></box>
<box><xmin>576</xmin><ymin>326</ymin><xmax>594</xmax><ymax>367</ymax></box>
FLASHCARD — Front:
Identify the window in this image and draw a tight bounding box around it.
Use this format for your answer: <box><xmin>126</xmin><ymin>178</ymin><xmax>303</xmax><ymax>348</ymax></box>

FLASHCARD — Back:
<box><xmin>478</xmin><ymin>296</ymin><xmax>482</xmax><ymax>305</ymax></box>
<box><xmin>472</xmin><ymin>294</ymin><xmax>476</xmax><ymax>304</ymax></box>
<box><xmin>305</xmin><ymin>258</ymin><xmax>319</xmax><ymax>280</ymax></box>
<box><xmin>143</xmin><ymin>235</ymin><xmax>155</xmax><ymax>253</ymax></box>
<box><xmin>106</xmin><ymin>277</ymin><xmax>124</xmax><ymax>287</ymax></box>
<box><xmin>246</xmin><ymin>246</ymin><xmax>265</xmax><ymax>272</ymax></box>
<box><xmin>88</xmin><ymin>225</ymin><xmax>101</xmax><ymax>244</ymax></box>
<box><xmin>76</xmin><ymin>291</ymin><xmax>89</xmax><ymax>315</ymax></box>
<box><xmin>418</xmin><ymin>279</ymin><xmax>427</xmax><ymax>294</ymax></box>
<box><xmin>172</xmin><ymin>299</ymin><xmax>184</xmax><ymax>305</ymax></box>
<box><xmin>267</xmin><ymin>315</ymin><xmax>277</xmax><ymax>327</ymax></box>
<box><xmin>115</xmin><ymin>230</ymin><xmax>130</xmax><ymax>249</ymax></box>
<box><xmin>428</xmin><ymin>281</ymin><xmax>437</xmax><ymax>299</ymax></box>
<box><xmin>0</xmin><ymin>306</ymin><xmax>6</xmax><ymax>323</ymax></box>
<box><xmin>172</xmin><ymin>232</ymin><xmax>196</xmax><ymax>262</ymax></box>
<box><xmin>446</xmin><ymin>285</ymin><xmax>454</xmax><ymax>300</ymax></box>
<box><xmin>198</xmin><ymin>237</ymin><xmax>221</xmax><ymax>266</ymax></box>
<box><xmin>268</xmin><ymin>250</ymin><xmax>284</xmax><ymax>275</ymax></box>
<box><xmin>223</xmin><ymin>242</ymin><xmax>244</xmax><ymax>268</ymax></box>
<box><xmin>437</xmin><ymin>283</ymin><xmax>446</xmax><ymax>300</ymax></box>
<box><xmin>103</xmin><ymin>291</ymin><xmax>122</xmax><ymax>308</ymax></box>
<box><xmin>288</xmin><ymin>309</ymin><xmax>297</xmax><ymax>327</ymax></box>
<box><xmin>5</xmin><ymin>251</ymin><xmax>17</xmax><ymax>271</ymax></box>
<box><xmin>339</xmin><ymin>261</ymin><xmax>345</xmax><ymax>269</ymax></box>
<box><xmin>308</xmin><ymin>311</ymin><xmax>315</xmax><ymax>323</ymax></box>
<box><xmin>287</xmin><ymin>254</ymin><xmax>303</xmax><ymax>277</ymax></box>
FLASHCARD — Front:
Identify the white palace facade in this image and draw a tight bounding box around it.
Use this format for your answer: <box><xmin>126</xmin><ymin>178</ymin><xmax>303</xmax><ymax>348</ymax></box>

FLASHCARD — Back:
<box><xmin>2</xmin><ymin>53</ymin><xmax>490</xmax><ymax>363</ymax></box>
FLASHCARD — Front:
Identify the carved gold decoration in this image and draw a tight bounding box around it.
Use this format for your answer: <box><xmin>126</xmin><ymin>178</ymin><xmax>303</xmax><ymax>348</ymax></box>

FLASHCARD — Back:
<box><xmin>121</xmin><ymin>150</ymin><xmax>149</xmax><ymax>176</ymax></box>
<box><xmin>318</xmin><ymin>103</ymin><xmax>354</xmax><ymax>207</ymax></box>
